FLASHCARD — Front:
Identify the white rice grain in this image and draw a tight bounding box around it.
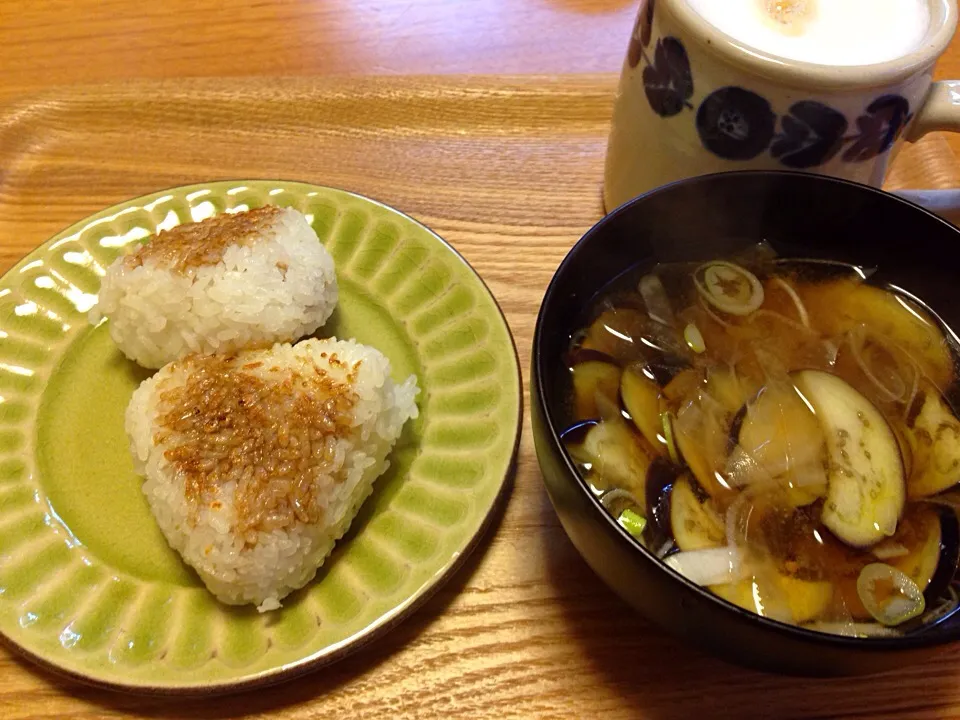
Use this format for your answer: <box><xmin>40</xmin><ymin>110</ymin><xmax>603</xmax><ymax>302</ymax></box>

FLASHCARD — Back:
<box><xmin>91</xmin><ymin>206</ymin><xmax>337</xmax><ymax>368</ymax></box>
<box><xmin>126</xmin><ymin>337</ymin><xmax>419</xmax><ymax>611</ymax></box>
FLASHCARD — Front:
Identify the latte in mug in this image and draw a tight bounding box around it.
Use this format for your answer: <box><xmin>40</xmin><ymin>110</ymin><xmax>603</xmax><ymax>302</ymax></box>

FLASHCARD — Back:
<box><xmin>603</xmin><ymin>0</ymin><xmax>960</xmax><ymax>210</ymax></box>
<box><xmin>685</xmin><ymin>0</ymin><xmax>930</xmax><ymax>66</ymax></box>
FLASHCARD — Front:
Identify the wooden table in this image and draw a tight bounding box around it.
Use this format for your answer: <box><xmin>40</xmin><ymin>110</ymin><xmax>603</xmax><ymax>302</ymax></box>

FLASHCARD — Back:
<box><xmin>2</xmin><ymin>3</ymin><xmax>960</xmax><ymax>719</ymax></box>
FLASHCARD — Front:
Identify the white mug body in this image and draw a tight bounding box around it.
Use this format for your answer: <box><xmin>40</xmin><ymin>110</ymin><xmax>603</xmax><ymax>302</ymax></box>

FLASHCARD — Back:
<box><xmin>604</xmin><ymin>0</ymin><xmax>958</xmax><ymax>211</ymax></box>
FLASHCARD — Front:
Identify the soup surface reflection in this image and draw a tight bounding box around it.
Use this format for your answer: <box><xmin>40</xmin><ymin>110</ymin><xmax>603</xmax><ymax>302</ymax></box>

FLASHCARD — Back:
<box><xmin>561</xmin><ymin>245</ymin><xmax>960</xmax><ymax>636</ymax></box>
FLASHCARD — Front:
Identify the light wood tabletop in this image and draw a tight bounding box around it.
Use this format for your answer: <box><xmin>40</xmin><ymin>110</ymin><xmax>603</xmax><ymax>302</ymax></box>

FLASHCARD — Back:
<box><xmin>3</xmin><ymin>3</ymin><xmax>960</xmax><ymax>720</ymax></box>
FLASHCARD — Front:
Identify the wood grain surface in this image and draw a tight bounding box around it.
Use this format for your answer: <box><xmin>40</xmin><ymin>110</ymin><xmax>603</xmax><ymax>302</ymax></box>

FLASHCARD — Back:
<box><xmin>0</xmin><ymin>0</ymin><xmax>638</xmax><ymax>89</ymax></box>
<box><xmin>5</xmin><ymin>0</ymin><xmax>960</xmax><ymax>151</ymax></box>
<box><xmin>3</xmin><ymin>0</ymin><xmax>960</xmax><ymax>83</ymax></box>
<box><xmin>0</xmin><ymin>76</ymin><xmax>959</xmax><ymax>719</ymax></box>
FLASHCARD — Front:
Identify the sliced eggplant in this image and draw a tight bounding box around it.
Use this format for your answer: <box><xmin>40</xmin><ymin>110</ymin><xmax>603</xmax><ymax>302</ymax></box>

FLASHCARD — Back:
<box><xmin>566</xmin><ymin>347</ymin><xmax>619</xmax><ymax>367</ymax></box>
<box><xmin>778</xmin><ymin>575</ymin><xmax>836</xmax><ymax>624</ymax></box>
<box><xmin>644</xmin><ymin>457</ymin><xmax>680</xmax><ymax>551</ymax></box>
<box><xmin>674</xmin><ymin>398</ymin><xmax>735</xmax><ymax>501</ymax></box>
<box><xmin>893</xmin><ymin>422</ymin><xmax>915</xmax><ymax>487</ymax></box>
<box><xmin>906</xmin><ymin>383</ymin><xmax>960</xmax><ymax>499</ymax></box>
<box><xmin>620</xmin><ymin>365</ymin><xmax>663</xmax><ymax>451</ymax></box>
<box><xmin>798</xmin><ymin>280</ymin><xmax>954</xmax><ymax>389</ymax></box>
<box><xmin>732</xmin><ymin>383</ymin><xmax>825</xmax><ymax>486</ymax></box>
<box><xmin>725</xmin><ymin>382</ymin><xmax>829</xmax><ymax>506</ymax></box>
<box><xmin>889</xmin><ymin>506</ymin><xmax>942</xmax><ymax>592</ymax></box>
<box><xmin>711</xmin><ymin>574</ymin><xmax>833</xmax><ymax>624</ymax></box>
<box><xmin>580</xmin><ymin>307</ymin><xmax>653</xmax><ymax>364</ymax></box>
<box><xmin>834</xmin><ymin>508</ymin><xmax>951</xmax><ymax>623</ymax></box>
<box><xmin>705</xmin><ymin>365</ymin><xmax>756</xmax><ymax>415</ymax></box>
<box><xmin>924</xmin><ymin>507</ymin><xmax>960</xmax><ymax>617</ymax></box>
<box><xmin>661</xmin><ymin>411</ymin><xmax>682</xmax><ymax>466</ymax></box>
<box><xmin>670</xmin><ymin>476</ymin><xmax>725</xmax><ymax>551</ymax></box>
<box><xmin>571</xmin><ymin>360</ymin><xmax>621</xmax><ymax>421</ymax></box>
<box><xmin>792</xmin><ymin>370</ymin><xmax>906</xmax><ymax>548</ymax></box>
<box><xmin>560</xmin><ymin>419</ymin><xmax>599</xmax><ymax>469</ymax></box>
<box><xmin>642</xmin><ymin>359</ymin><xmax>692</xmax><ymax>388</ymax></box>
<box><xmin>662</xmin><ymin>368</ymin><xmax>703</xmax><ymax>405</ymax></box>
<box><xmin>581</xmin><ymin>420</ymin><xmax>652</xmax><ymax>498</ymax></box>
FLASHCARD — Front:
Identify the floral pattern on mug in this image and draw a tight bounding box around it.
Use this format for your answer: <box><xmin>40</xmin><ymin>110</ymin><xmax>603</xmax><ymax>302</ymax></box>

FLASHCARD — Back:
<box><xmin>628</xmin><ymin>1</ymin><xmax>694</xmax><ymax>118</ymax></box>
<box><xmin>842</xmin><ymin>95</ymin><xmax>913</xmax><ymax>162</ymax></box>
<box><xmin>770</xmin><ymin>101</ymin><xmax>848</xmax><ymax>168</ymax></box>
<box><xmin>628</xmin><ymin>0</ymin><xmax>656</xmax><ymax>69</ymax></box>
<box><xmin>695</xmin><ymin>87</ymin><xmax>775</xmax><ymax>160</ymax></box>
<box><xmin>695</xmin><ymin>86</ymin><xmax>913</xmax><ymax>168</ymax></box>
<box><xmin>642</xmin><ymin>38</ymin><xmax>694</xmax><ymax>117</ymax></box>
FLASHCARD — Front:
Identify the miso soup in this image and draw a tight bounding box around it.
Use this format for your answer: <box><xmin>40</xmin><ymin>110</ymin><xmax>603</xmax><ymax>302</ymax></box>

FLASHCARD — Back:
<box><xmin>560</xmin><ymin>245</ymin><xmax>960</xmax><ymax>636</ymax></box>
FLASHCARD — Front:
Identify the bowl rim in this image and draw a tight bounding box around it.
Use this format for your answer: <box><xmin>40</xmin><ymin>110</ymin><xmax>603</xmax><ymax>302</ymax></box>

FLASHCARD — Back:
<box><xmin>533</xmin><ymin>169</ymin><xmax>960</xmax><ymax>650</ymax></box>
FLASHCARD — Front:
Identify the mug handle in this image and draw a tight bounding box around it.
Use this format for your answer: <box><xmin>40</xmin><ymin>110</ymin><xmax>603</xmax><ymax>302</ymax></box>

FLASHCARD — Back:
<box><xmin>907</xmin><ymin>80</ymin><xmax>960</xmax><ymax>139</ymax></box>
<box><xmin>897</xmin><ymin>81</ymin><xmax>960</xmax><ymax>224</ymax></box>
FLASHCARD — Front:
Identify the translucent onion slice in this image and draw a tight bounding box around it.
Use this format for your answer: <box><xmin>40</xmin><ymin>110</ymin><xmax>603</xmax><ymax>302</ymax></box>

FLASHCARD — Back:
<box><xmin>871</xmin><ymin>541</ymin><xmax>910</xmax><ymax>560</ymax></box>
<box><xmin>639</xmin><ymin>274</ymin><xmax>676</xmax><ymax>327</ymax></box>
<box><xmin>771</xmin><ymin>277</ymin><xmax>810</xmax><ymax>328</ymax></box>
<box><xmin>694</xmin><ymin>262</ymin><xmax>765</xmax><ymax>316</ymax></box>
<box><xmin>805</xmin><ymin>622</ymin><xmax>899</xmax><ymax>638</ymax></box>
<box><xmin>725</xmin><ymin>491</ymin><xmax>754</xmax><ymax>548</ymax></box>
<box><xmin>847</xmin><ymin>327</ymin><xmax>909</xmax><ymax>403</ymax></box>
<box><xmin>698</xmin><ymin>297</ymin><xmax>735</xmax><ymax>329</ymax></box>
<box><xmin>665</xmin><ymin>547</ymin><xmax>744</xmax><ymax>586</ymax></box>
<box><xmin>856</xmin><ymin>563</ymin><xmax>926</xmax><ymax>626</ymax></box>
<box><xmin>600</xmin><ymin>488</ymin><xmax>643</xmax><ymax>514</ymax></box>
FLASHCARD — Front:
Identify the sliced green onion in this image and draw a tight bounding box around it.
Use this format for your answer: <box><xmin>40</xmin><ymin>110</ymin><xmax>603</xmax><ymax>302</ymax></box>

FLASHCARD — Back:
<box><xmin>618</xmin><ymin>508</ymin><xmax>647</xmax><ymax>539</ymax></box>
<box><xmin>684</xmin><ymin>323</ymin><xmax>706</xmax><ymax>353</ymax></box>
<box><xmin>856</xmin><ymin>562</ymin><xmax>925</xmax><ymax>626</ymax></box>
<box><xmin>662</xmin><ymin>411</ymin><xmax>681</xmax><ymax>465</ymax></box>
<box><xmin>694</xmin><ymin>261</ymin><xmax>764</xmax><ymax>316</ymax></box>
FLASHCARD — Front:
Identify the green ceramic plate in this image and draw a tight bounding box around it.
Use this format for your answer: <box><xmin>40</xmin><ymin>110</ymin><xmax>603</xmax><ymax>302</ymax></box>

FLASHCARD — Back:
<box><xmin>0</xmin><ymin>181</ymin><xmax>521</xmax><ymax>694</ymax></box>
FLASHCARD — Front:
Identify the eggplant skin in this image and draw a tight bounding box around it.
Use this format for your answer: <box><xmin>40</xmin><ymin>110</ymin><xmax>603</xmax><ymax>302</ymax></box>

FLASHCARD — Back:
<box><xmin>620</xmin><ymin>366</ymin><xmax>663</xmax><ymax>450</ymax></box>
<box><xmin>792</xmin><ymin>370</ymin><xmax>906</xmax><ymax>549</ymax></box>
<box><xmin>670</xmin><ymin>475</ymin><xmax>724</xmax><ymax>552</ymax></box>
<box><xmin>571</xmin><ymin>360</ymin><xmax>621</xmax><ymax>421</ymax></box>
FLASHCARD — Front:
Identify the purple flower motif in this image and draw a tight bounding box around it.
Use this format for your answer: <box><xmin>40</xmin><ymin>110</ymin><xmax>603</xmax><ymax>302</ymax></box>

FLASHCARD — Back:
<box><xmin>771</xmin><ymin>101</ymin><xmax>848</xmax><ymax>169</ymax></box>
<box><xmin>642</xmin><ymin>37</ymin><xmax>693</xmax><ymax>118</ymax></box>
<box><xmin>696</xmin><ymin>87</ymin><xmax>776</xmax><ymax>161</ymax></box>
<box><xmin>842</xmin><ymin>95</ymin><xmax>912</xmax><ymax>163</ymax></box>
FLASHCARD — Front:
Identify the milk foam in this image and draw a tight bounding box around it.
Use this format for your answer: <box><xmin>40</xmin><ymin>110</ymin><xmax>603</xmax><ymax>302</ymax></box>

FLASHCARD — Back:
<box><xmin>686</xmin><ymin>0</ymin><xmax>930</xmax><ymax>66</ymax></box>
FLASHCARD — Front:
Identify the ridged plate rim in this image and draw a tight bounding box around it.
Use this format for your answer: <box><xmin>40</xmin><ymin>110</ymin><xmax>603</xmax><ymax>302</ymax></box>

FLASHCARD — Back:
<box><xmin>0</xmin><ymin>180</ymin><xmax>522</xmax><ymax>695</ymax></box>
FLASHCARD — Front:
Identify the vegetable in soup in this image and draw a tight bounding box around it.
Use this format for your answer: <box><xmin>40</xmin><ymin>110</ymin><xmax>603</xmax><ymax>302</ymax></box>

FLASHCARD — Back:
<box><xmin>560</xmin><ymin>246</ymin><xmax>960</xmax><ymax>637</ymax></box>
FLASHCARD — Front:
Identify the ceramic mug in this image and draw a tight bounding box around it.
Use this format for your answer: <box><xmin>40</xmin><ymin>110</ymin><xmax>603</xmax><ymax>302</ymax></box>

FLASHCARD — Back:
<box><xmin>604</xmin><ymin>0</ymin><xmax>960</xmax><ymax>211</ymax></box>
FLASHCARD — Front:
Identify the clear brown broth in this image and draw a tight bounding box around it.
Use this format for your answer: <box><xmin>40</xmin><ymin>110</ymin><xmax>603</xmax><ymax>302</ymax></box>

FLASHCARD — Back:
<box><xmin>561</xmin><ymin>250</ymin><xmax>960</xmax><ymax>634</ymax></box>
